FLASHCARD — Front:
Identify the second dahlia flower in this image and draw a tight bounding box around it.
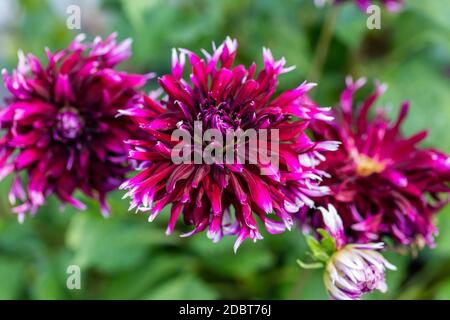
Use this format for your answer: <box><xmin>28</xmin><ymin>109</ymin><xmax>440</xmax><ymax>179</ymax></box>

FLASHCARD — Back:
<box><xmin>121</xmin><ymin>38</ymin><xmax>338</xmax><ymax>251</ymax></box>
<box><xmin>302</xmin><ymin>77</ymin><xmax>450</xmax><ymax>247</ymax></box>
<box><xmin>0</xmin><ymin>33</ymin><xmax>150</xmax><ymax>221</ymax></box>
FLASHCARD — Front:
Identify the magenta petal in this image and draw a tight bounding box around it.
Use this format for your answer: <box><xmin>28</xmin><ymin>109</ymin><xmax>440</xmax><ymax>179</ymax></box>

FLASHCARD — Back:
<box><xmin>166</xmin><ymin>164</ymin><xmax>195</xmax><ymax>193</ymax></box>
<box><xmin>15</xmin><ymin>149</ymin><xmax>42</xmax><ymax>169</ymax></box>
<box><xmin>242</xmin><ymin>170</ymin><xmax>273</xmax><ymax>214</ymax></box>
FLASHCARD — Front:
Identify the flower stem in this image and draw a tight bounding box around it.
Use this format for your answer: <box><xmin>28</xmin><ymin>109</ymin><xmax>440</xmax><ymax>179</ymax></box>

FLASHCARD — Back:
<box><xmin>308</xmin><ymin>7</ymin><xmax>339</xmax><ymax>83</ymax></box>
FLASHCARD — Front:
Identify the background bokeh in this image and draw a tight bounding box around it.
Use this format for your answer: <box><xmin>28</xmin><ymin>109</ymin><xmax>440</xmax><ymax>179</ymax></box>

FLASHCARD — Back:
<box><xmin>0</xmin><ymin>0</ymin><xmax>449</xmax><ymax>300</ymax></box>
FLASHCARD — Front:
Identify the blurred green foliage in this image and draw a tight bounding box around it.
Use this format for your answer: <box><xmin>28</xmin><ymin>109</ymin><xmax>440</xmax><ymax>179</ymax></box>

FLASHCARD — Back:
<box><xmin>0</xmin><ymin>0</ymin><xmax>449</xmax><ymax>300</ymax></box>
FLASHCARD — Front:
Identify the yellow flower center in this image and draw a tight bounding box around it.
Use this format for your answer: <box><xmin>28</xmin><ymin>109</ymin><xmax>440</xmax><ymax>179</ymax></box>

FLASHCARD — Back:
<box><xmin>355</xmin><ymin>154</ymin><xmax>385</xmax><ymax>177</ymax></box>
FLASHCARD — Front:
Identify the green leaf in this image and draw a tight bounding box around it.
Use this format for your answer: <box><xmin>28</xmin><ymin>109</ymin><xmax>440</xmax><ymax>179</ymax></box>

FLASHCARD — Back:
<box><xmin>435</xmin><ymin>278</ymin><xmax>450</xmax><ymax>300</ymax></box>
<box><xmin>103</xmin><ymin>254</ymin><xmax>192</xmax><ymax>299</ymax></box>
<box><xmin>408</xmin><ymin>0</ymin><xmax>450</xmax><ymax>33</ymax></box>
<box><xmin>188</xmin><ymin>235</ymin><xmax>276</xmax><ymax>278</ymax></box>
<box><xmin>144</xmin><ymin>275</ymin><xmax>218</xmax><ymax>300</ymax></box>
<box><xmin>0</xmin><ymin>258</ymin><xmax>24</xmax><ymax>299</ymax></box>
<box><xmin>296</xmin><ymin>268</ymin><xmax>329</xmax><ymax>300</ymax></box>
<box><xmin>435</xmin><ymin>206</ymin><xmax>450</xmax><ymax>256</ymax></box>
<box><xmin>334</xmin><ymin>4</ymin><xmax>368</xmax><ymax>49</ymax></box>
<box><xmin>30</xmin><ymin>252</ymin><xmax>74</xmax><ymax>300</ymax></box>
<box><xmin>66</xmin><ymin>214</ymin><xmax>176</xmax><ymax>273</ymax></box>
<box><xmin>31</xmin><ymin>267</ymin><xmax>65</xmax><ymax>300</ymax></box>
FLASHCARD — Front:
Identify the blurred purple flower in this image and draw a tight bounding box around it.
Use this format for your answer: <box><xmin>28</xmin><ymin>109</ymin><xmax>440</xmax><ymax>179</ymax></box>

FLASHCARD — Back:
<box><xmin>303</xmin><ymin>77</ymin><xmax>450</xmax><ymax>248</ymax></box>
<box><xmin>0</xmin><ymin>33</ymin><xmax>150</xmax><ymax>221</ymax></box>
<box><xmin>121</xmin><ymin>38</ymin><xmax>338</xmax><ymax>251</ymax></box>
<box><xmin>316</xmin><ymin>0</ymin><xmax>404</xmax><ymax>12</ymax></box>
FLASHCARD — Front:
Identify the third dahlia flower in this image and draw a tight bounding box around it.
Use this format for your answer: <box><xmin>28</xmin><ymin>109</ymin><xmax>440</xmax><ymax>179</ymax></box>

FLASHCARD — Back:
<box><xmin>0</xmin><ymin>33</ymin><xmax>149</xmax><ymax>221</ymax></box>
<box><xmin>320</xmin><ymin>205</ymin><xmax>396</xmax><ymax>300</ymax></box>
<box><xmin>302</xmin><ymin>77</ymin><xmax>450</xmax><ymax>247</ymax></box>
<box><xmin>121</xmin><ymin>38</ymin><xmax>338</xmax><ymax>251</ymax></box>
<box><xmin>298</xmin><ymin>204</ymin><xmax>396</xmax><ymax>300</ymax></box>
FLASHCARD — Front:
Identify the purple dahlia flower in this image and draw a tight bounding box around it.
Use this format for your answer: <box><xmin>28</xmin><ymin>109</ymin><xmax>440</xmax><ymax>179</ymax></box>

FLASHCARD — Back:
<box><xmin>0</xmin><ymin>33</ymin><xmax>150</xmax><ymax>221</ymax></box>
<box><xmin>316</xmin><ymin>0</ymin><xmax>404</xmax><ymax>12</ymax></box>
<box><xmin>319</xmin><ymin>205</ymin><xmax>396</xmax><ymax>300</ymax></box>
<box><xmin>302</xmin><ymin>77</ymin><xmax>450</xmax><ymax>247</ymax></box>
<box><xmin>121</xmin><ymin>38</ymin><xmax>338</xmax><ymax>251</ymax></box>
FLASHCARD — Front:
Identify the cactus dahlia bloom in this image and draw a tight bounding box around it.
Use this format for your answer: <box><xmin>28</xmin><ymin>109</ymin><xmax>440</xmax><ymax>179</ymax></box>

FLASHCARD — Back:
<box><xmin>0</xmin><ymin>33</ymin><xmax>150</xmax><ymax>221</ymax></box>
<box><xmin>121</xmin><ymin>38</ymin><xmax>339</xmax><ymax>251</ymax></box>
<box><xmin>320</xmin><ymin>204</ymin><xmax>396</xmax><ymax>300</ymax></box>
<box><xmin>304</xmin><ymin>78</ymin><xmax>450</xmax><ymax>247</ymax></box>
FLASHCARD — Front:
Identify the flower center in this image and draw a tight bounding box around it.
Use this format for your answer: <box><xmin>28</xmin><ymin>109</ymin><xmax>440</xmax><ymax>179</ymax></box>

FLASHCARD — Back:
<box><xmin>198</xmin><ymin>102</ymin><xmax>241</xmax><ymax>131</ymax></box>
<box><xmin>355</xmin><ymin>154</ymin><xmax>385</xmax><ymax>177</ymax></box>
<box><xmin>55</xmin><ymin>107</ymin><xmax>84</xmax><ymax>141</ymax></box>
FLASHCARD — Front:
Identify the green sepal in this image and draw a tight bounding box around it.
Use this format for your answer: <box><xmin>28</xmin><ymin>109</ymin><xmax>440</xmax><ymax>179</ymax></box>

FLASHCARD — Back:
<box><xmin>316</xmin><ymin>228</ymin><xmax>337</xmax><ymax>256</ymax></box>
<box><xmin>296</xmin><ymin>259</ymin><xmax>324</xmax><ymax>270</ymax></box>
<box><xmin>299</xmin><ymin>229</ymin><xmax>338</xmax><ymax>266</ymax></box>
<box><xmin>305</xmin><ymin>234</ymin><xmax>330</xmax><ymax>263</ymax></box>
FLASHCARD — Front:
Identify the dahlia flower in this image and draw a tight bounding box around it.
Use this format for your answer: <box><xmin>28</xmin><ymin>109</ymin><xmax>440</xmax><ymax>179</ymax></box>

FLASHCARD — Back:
<box><xmin>315</xmin><ymin>0</ymin><xmax>404</xmax><ymax>12</ymax></box>
<box><xmin>121</xmin><ymin>38</ymin><xmax>338</xmax><ymax>251</ymax></box>
<box><xmin>302</xmin><ymin>77</ymin><xmax>450</xmax><ymax>247</ymax></box>
<box><xmin>322</xmin><ymin>205</ymin><xmax>396</xmax><ymax>300</ymax></box>
<box><xmin>0</xmin><ymin>33</ymin><xmax>150</xmax><ymax>221</ymax></box>
<box><xmin>324</xmin><ymin>242</ymin><xmax>395</xmax><ymax>300</ymax></box>
<box><xmin>299</xmin><ymin>204</ymin><xmax>396</xmax><ymax>300</ymax></box>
